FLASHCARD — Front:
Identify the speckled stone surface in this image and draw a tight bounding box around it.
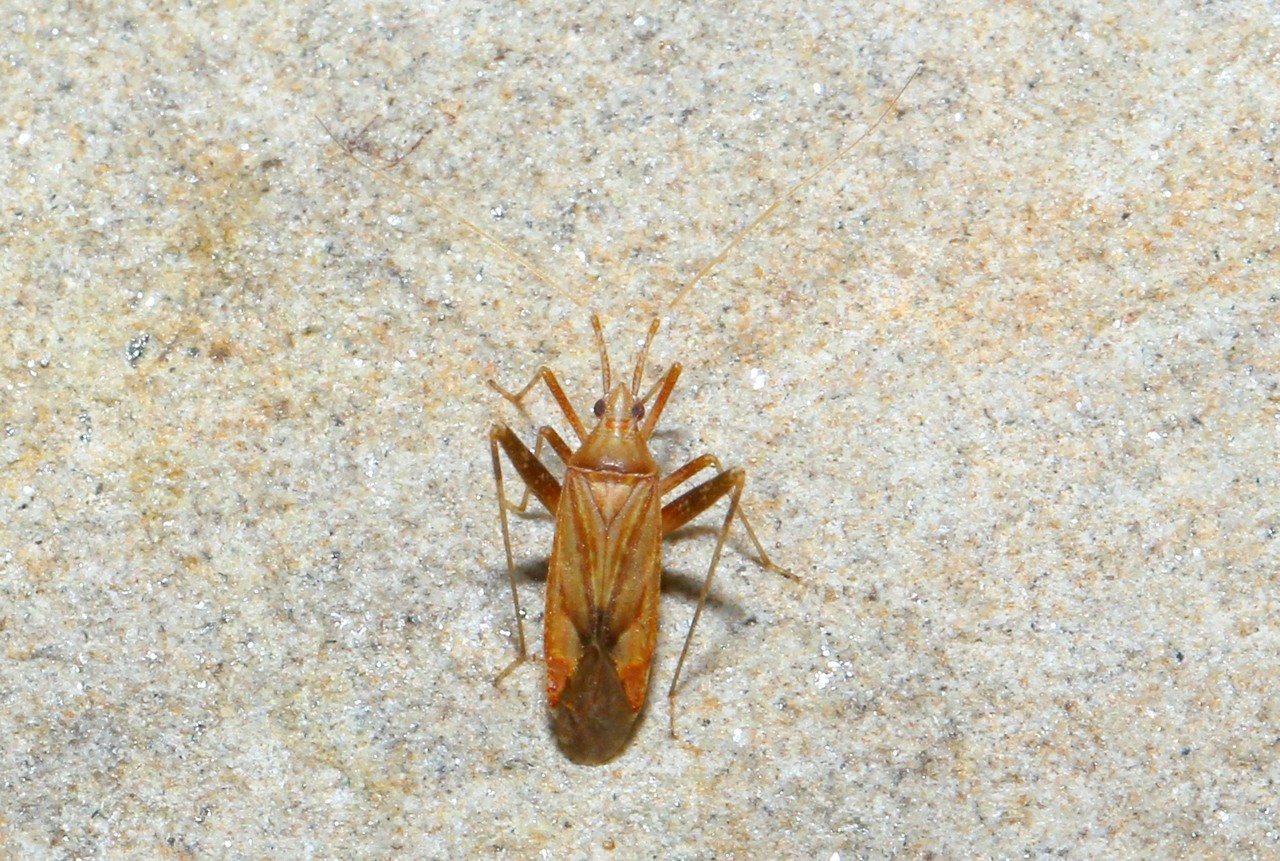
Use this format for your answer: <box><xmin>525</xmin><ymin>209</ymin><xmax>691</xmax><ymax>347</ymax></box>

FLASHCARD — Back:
<box><xmin>2</xmin><ymin>1</ymin><xmax>1276</xmax><ymax>858</ymax></box>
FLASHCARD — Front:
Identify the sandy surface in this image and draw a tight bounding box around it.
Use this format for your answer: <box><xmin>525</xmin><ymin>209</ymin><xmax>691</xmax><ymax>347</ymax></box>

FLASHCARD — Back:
<box><xmin>2</xmin><ymin>1</ymin><xmax>1277</xmax><ymax>858</ymax></box>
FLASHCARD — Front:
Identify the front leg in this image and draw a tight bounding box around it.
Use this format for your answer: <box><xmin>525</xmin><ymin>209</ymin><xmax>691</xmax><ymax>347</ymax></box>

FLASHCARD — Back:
<box><xmin>489</xmin><ymin>366</ymin><xmax>588</xmax><ymax>442</ymax></box>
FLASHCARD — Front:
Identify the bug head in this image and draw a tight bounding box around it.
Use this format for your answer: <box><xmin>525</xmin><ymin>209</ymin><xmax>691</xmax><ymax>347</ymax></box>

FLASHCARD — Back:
<box><xmin>589</xmin><ymin>314</ymin><xmax>660</xmax><ymax>429</ymax></box>
<box><xmin>591</xmin><ymin>384</ymin><xmax>645</xmax><ymax>431</ymax></box>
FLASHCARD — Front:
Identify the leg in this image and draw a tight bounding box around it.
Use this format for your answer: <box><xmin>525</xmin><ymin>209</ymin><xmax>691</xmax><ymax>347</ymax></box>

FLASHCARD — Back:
<box><xmin>504</xmin><ymin>425</ymin><xmax>574</xmax><ymax>514</ymax></box>
<box><xmin>489</xmin><ymin>422</ymin><xmax>562</xmax><ymax>685</ymax></box>
<box><xmin>660</xmin><ymin>460</ymin><xmax>797</xmax><ymax>738</ymax></box>
<box><xmin>661</xmin><ymin>454</ymin><xmax>796</xmax><ymax>580</ymax></box>
<box><xmin>639</xmin><ymin>363</ymin><xmax>683</xmax><ymax>439</ymax></box>
<box><xmin>489</xmin><ymin>367</ymin><xmax>588</xmax><ymax>442</ymax></box>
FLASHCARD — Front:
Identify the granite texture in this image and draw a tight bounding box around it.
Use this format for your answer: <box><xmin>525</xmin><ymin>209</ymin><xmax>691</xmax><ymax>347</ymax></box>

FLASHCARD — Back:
<box><xmin>2</xmin><ymin>1</ymin><xmax>1277</xmax><ymax>858</ymax></box>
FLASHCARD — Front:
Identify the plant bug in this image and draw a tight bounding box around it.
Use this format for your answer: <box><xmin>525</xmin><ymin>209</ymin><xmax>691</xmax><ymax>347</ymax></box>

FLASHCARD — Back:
<box><xmin>488</xmin><ymin>313</ymin><xmax>799</xmax><ymax>763</ymax></box>
<box><xmin>326</xmin><ymin>65</ymin><xmax>920</xmax><ymax>764</ymax></box>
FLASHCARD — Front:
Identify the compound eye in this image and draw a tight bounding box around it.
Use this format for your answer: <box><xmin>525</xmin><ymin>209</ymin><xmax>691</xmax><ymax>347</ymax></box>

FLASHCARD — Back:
<box><xmin>593</xmin><ymin>398</ymin><xmax>605</xmax><ymax>417</ymax></box>
<box><xmin>631</xmin><ymin>402</ymin><xmax>645</xmax><ymax>420</ymax></box>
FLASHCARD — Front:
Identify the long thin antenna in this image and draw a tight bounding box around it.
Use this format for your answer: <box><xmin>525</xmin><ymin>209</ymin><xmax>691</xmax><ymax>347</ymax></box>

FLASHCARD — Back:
<box><xmin>318</xmin><ymin>118</ymin><xmax>584</xmax><ymax>309</ymax></box>
<box><xmin>668</xmin><ymin>63</ymin><xmax>923</xmax><ymax>311</ymax></box>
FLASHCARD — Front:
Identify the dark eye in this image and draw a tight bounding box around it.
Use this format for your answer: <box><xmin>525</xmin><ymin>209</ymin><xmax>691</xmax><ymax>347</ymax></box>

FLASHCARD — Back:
<box><xmin>631</xmin><ymin>402</ymin><xmax>645</xmax><ymax>420</ymax></box>
<box><xmin>593</xmin><ymin>399</ymin><xmax>605</xmax><ymax>417</ymax></box>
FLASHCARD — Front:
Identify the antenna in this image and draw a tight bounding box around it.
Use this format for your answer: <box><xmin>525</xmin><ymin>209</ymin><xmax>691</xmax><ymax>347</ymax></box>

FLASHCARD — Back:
<box><xmin>668</xmin><ymin>63</ymin><xmax>923</xmax><ymax>311</ymax></box>
<box><xmin>321</xmin><ymin>63</ymin><xmax>921</xmax><ymax>319</ymax></box>
<box><xmin>318</xmin><ymin>118</ymin><xmax>584</xmax><ymax>309</ymax></box>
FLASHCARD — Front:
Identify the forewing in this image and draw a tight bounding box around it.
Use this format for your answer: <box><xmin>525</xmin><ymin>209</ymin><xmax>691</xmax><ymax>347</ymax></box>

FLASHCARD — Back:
<box><xmin>545</xmin><ymin>469</ymin><xmax>661</xmax><ymax>711</ymax></box>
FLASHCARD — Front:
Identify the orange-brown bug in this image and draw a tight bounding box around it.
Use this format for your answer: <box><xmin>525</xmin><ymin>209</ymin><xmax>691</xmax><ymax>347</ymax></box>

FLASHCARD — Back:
<box><xmin>487</xmin><ymin>313</ymin><xmax>799</xmax><ymax>763</ymax></box>
<box><xmin>326</xmin><ymin>66</ymin><xmax>920</xmax><ymax>764</ymax></box>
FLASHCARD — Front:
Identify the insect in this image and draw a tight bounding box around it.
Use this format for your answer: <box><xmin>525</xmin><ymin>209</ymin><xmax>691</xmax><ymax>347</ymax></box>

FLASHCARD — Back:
<box><xmin>327</xmin><ymin>65</ymin><xmax>920</xmax><ymax>764</ymax></box>
<box><xmin>487</xmin><ymin>312</ymin><xmax>799</xmax><ymax>763</ymax></box>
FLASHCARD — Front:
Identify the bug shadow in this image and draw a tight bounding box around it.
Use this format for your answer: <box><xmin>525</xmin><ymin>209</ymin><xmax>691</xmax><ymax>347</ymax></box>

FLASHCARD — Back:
<box><xmin>661</xmin><ymin>524</ymin><xmax>779</xmax><ymax>700</ymax></box>
<box><xmin>504</xmin><ymin>556</ymin><xmax>549</xmax><ymax>586</ymax></box>
<box><xmin>659</xmin><ymin>529</ymin><xmax>749</xmax><ymax>613</ymax></box>
<box><xmin>660</xmin><ymin>523</ymin><xmax>756</xmax><ymax>598</ymax></box>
